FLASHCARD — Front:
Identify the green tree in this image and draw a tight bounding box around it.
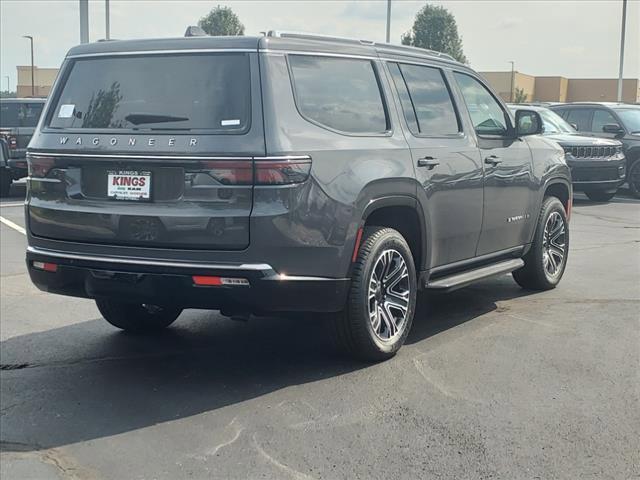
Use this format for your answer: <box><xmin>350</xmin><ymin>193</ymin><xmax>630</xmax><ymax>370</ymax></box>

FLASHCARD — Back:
<box><xmin>401</xmin><ymin>4</ymin><xmax>467</xmax><ymax>63</ymax></box>
<box><xmin>198</xmin><ymin>5</ymin><xmax>245</xmax><ymax>36</ymax></box>
<box><xmin>0</xmin><ymin>90</ymin><xmax>16</xmax><ymax>99</ymax></box>
<box><xmin>513</xmin><ymin>87</ymin><xmax>528</xmax><ymax>104</ymax></box>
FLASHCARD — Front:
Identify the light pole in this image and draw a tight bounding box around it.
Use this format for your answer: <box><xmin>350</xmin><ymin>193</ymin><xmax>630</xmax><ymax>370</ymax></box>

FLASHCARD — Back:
<box><xmin>617</xmin><ymin>0</ymin><xmax>627</xmax><ymax>102</ymax></box>
<box><xmin>386</xmin><ymin>0</ymin><xmax>392</xmax><ymax>43</ymax></box>
<box><xmin>22</xmin><ymin>35</ymin><xmax>34</xmax><ymax>97</ymax></box>
<box><xmin>509</xmin><ymin>61</ymin><xmax>515</xmax><ymax>103</ymax></box>
<box><xmin>105</xmin><ymin>0</ymin><xmax>110</xmax><ymax>40</ymax></box>
<box><xmin>4</xmin><ymin>75</ymin><xmax>9</xmax><ymax>93</ymax></box>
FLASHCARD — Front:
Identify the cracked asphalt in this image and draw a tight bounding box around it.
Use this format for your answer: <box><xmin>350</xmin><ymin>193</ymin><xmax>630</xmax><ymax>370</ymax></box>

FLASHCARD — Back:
<box><xmin>1</xmin><ymin>182</ymin><xmax>639</xmax><ymax>480</ymax></box>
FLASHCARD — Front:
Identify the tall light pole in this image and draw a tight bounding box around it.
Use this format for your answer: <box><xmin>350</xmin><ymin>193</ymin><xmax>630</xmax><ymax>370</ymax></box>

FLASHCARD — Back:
<box><xmin>22</xmin><ymin>35</ymin><xmax>34</xmax><ymax>97</ymax></box>
<box><xmin>385</xmin><ymin>0</ymin><xmax>392</xmax><ymax>43</ymax></box>
<box><xmin>509</xmin><ymin>61</ymin><xmax>515</xmax><ymax>103</ymax></box>
<box><xmin>105</xmin><ymin>0</ymin><xmax>111</xmax><ymax>40</ymax></box>
<box><xmin>79</xmin><ymin>0</ymin><xmax>89</xmax><ymax>43</ymax></box>
<box><xmin>617</xmin><ymin>0</ymin><xmax>627</xmax><ymax>102</ymax></box>
<box><xmin>4</xmin><ymin>75</ymin><xmax>9</xmax><ymax>93</ymax></box>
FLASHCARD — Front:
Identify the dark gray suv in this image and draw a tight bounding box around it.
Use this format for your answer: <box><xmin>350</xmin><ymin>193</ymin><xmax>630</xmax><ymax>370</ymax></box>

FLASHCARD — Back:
<box><xmin>25</xmin><ymin>32</ymin><xmax>572</xmax><ymax>360</ymax></box>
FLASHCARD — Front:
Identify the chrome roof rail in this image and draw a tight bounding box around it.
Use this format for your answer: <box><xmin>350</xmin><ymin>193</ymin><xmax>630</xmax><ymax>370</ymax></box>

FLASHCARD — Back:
<box><xmin>266</xmin><ymin>30</ymin><xmax>374</xmax><ymax>46</ymax></box>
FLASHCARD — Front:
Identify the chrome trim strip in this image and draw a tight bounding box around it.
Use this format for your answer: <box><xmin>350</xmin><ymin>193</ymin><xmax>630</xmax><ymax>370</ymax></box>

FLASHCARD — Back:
<box><xmin>27</xmin><ymin>177</ymin><xmax>61</xmax><ymax>183</ymax></box>
<box><xmin>259</xmin><ymin>49</ymin><xmax>378</xmax><ymax>61</ymax></box>
<box><xmin>67</xmin><ymin>49</ymin><xmax>256</xmax><ymax>58</ymax></box>
<box><xmin>264</xmin><ymin>274</ymin><xmax>348</xmax><ymax>282</ymax></box>
<box><xmin>28</xmin><ymin>152</ymin><xmax>311</xmax><ymax>161</ymax></box>
<box><xmin>26</xmin><ymin>246</ymin><xmax>274</xmax><ymax>272</ymax></box>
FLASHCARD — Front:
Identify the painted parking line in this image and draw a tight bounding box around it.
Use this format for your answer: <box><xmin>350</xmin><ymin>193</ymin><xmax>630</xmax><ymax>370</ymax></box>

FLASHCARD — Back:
<box><xmin>0</xmin><ymin>216</ymin><xmax>26</xmax><ymax>235</ymax></box>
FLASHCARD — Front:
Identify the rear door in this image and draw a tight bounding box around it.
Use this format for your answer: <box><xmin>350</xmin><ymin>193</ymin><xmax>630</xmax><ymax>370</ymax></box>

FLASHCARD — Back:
<box><xmin>28</xmin><ymin>51</ymin><xmax>264</xmax><ymax>251</ymax></box>
<box><xmin>451</xmin><ymin>72</ymin><xmax>535</xmax><ymax>255</ymax></box>
<box><xmin>386</xmin><ymin>61</ymin><xmax>483</xmax><ymax>267</ymax></box>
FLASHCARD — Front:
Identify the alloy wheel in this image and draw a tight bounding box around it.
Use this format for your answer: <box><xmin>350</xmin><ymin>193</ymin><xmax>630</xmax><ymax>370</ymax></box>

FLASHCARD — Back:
<box><xmin>368</xmin><ymin>249</ymin><xmax>410</xmax><ymax>341</ymax></box>
<box><xmin>542</xmin><ymin>211</ymin><xmax>566</xmax><ymax>279</ymax></box>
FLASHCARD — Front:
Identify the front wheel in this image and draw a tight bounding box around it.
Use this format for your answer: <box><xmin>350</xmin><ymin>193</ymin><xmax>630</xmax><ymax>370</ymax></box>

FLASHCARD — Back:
<box><xmin>628</xmin><ymin>160</ymin><xmax>640</xmax><ymax>199</ymax></box>
<box><xmin>334</xmin><ymin>227</ymin><xmax>417</xmax><ymax>361</ymax></box>
<box><xmin>513</xmin><ymin>196</ymin><xmax>569</xmax><ymax>290</ymax></box>
<box><xmin>96</xmin><ymin>299</ymin><xmax>182</xmax><ymax>333</ymax></box>
<box><xmin>584</xmin><ymin>190</ymin><xmax>616</xmax><ymax>202</ymax></box>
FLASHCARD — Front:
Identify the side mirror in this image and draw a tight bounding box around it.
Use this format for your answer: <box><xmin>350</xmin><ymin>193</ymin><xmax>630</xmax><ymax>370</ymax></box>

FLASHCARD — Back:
<box><xmin>515</xmin><ymin>109</ymin><xmax>543</xmax><ymax>136</ymax></box>
<box><xmin>602</xmin><ymin>123</ymin><xmax>624</xmax><ymax>135</ymax></box>
<box><xmin>570</xmin><ymin>123</ymin><xmax>578</xmax><ymax>130</ymax></box>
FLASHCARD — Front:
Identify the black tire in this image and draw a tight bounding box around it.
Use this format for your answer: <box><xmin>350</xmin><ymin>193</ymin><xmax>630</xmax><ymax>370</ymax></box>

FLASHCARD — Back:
<box><xmin>0</xmin><ymin>170</ymin><xmax>12</xmax><ymax>198</ymax></box>
<box><xmin>513</xmin><ymin>196</ymin><xmax>569</xmax><ymax>290</ymax></box>
<box><xmin>628</xmin><ymin>160</ymin><xmax>640</xmax><ymax>199</ymax></box>
<box><xmin>584</xmin><ymin>190</ymin><xmax>616</xmax><ymax>202</ymax></box>
<box><xmin>96</xmin><ymin>299</ymin><xmax>182</xmax><ymax>333</ymax></box>
<box><xmin>334</xmin><ymin>227</ymin><xmax>417</xmax><ymax>361</ymax></box>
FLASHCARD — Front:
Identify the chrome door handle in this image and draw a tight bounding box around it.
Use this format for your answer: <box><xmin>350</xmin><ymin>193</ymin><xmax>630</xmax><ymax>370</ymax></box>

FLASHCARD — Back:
<box><xmin>484</xmin><ymin>155</ymin><xmax>502</xmax><ymax>166</ymax></box>
<box><xmin>417</xmin><ymin>157</ymin><xmax>440</xmax><ymax>169</ymax></box>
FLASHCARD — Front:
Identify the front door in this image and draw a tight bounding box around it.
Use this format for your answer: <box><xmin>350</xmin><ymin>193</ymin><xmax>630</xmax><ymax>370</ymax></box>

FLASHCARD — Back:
<box><xmin>452</xmin><ymin>72</ymin><xmax>535</xmax><ymax>256</ymax></box>
<box><xmin>386</xmin><ymin>62</ymin><xmax>483</xmax><ymax>267</ymax></box>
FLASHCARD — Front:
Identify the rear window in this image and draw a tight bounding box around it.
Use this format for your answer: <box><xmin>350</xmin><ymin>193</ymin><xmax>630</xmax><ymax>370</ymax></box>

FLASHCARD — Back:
<box><xmin>1</xmin><ymin>102</ymin><xmax>44</xmax><ymax>128</ymax></box>
<box><xmin>288</xmin><ymin>55</ymin><xmax>389</xmax><ymax>134</ymax></box>
<box><xmin>49</xmin><ymin>53</ymin><xmax>251</xmax><ymax>133</ymax></box>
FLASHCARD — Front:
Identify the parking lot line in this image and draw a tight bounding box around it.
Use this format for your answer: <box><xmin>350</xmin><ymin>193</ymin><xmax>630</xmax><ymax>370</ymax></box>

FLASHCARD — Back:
<box><xmin>0</xmin><ymin>202</ymin><xmax>26</xmax><ymax>208</ymax></box>
<box><xmin>0</xmin><ymin>216</ymin><xmax>26</xmax><ymax>235</ymax></box>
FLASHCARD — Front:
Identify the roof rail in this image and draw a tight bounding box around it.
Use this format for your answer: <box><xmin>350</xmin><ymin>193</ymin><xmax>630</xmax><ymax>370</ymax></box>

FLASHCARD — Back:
<box><xmin>266</xmin><ymin>30</ymin><xmax>374</xmax><ymax>46</ymax></box>
<box><xmin>184</xmin><ymin>25</ymin><xmax>207</xmax><ymax>37</ymax></box>
<box><xmin>266</xmin><ymin>30</ymin><xmax>458</xmax><ymax>63</ymax></box>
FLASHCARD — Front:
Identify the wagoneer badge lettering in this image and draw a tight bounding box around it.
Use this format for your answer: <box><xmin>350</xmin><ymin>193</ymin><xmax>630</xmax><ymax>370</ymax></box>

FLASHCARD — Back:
<box><xmin>58</xmin><ymin>137</ymin><xmax>199</xmax><ymax>147</ymax></box>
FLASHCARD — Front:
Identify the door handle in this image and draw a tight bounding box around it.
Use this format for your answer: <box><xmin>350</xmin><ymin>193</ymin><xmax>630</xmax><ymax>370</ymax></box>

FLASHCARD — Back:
<box><xmin>417</xmin><ymin>157</ymin><xmax>440</xmax><ymax>169</ymax></box>
<box><xmin>484</xmin><ymin>155</ymin><xmax>502</xmax><ymax>166</ymax></box>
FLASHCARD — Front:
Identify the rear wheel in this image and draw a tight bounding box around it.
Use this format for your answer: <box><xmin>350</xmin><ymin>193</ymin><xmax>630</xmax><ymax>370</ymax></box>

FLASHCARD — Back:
<box><xmin>0</xmin><ymin>170</ymin><xmax>12</xmax><ymax>197</ymax></box>
<box><xmin>334</xmin><ymin>227</ymin><xmax>417</xmax><ymax>361</ymax></box>
<box><xmin>96</xmin><ymin>299</ymin><xmax>182</xmax><ymax>333</ymax></box>
<box><xmin>513</xmin><ymin>196</ymin><xmax>569</xmax><ymax>290</ymax></box>
<box><xmin>584</xmin><ymin>190</ymin><xmax>616</xmax><ymax>202</ymax></box>
<box><xmin>628</xmin><ymin>160</ymin><xmax>640</xmax><ymax>199</ymax></box>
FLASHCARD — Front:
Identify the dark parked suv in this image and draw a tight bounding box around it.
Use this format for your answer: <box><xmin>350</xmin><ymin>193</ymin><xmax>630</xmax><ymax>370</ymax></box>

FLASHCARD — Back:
<box><xmin>550</xmin><ymin>102</ymin><xmax>640</xmax><ymax>198</ymax></box>
<box><xmin>0</xmin><ymin>98</ymin><xmax>46</xmax><ymax>196</ymax></box>
<box><xmin>509</xmin><ymin>105</ymin><xmax>625</xmax><ymax>202</ymax></box>
<box><xmin>25</xmin><ymin>32</ymin><xmax>572</xmax><ymax>360</ymax></box>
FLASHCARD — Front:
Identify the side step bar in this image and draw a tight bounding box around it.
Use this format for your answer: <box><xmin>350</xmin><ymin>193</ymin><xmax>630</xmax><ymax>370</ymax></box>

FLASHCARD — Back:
<box><xmin>426</xmin><ymin>259</ymin><xmax>525</xmax><ymax>292</ymax></box>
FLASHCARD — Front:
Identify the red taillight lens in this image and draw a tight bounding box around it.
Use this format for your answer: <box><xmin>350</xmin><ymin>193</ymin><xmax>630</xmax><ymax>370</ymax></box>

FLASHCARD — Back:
<box><xmin>192</xmin><ymin>275</ymin><xmax>249</xmax><ymax>286</ymax></box>
<box><xmin>33</xmin><ymin>261</ymin><xmax>58</xmax><ymax>272</ymax></box>
<box><xmin>202</xmin><ymin>161</ymin><xmax>253</xmax><ymax>185</ymax></box>
<box><xmin>255</xmin><ymin>159</ymin><xmax>311</xmax><ymax>185</ymax></box>
<box><xmin>8</xmin><ymin>136</ymin><xmax>17</xmax><ymax>149</ymax></box>
<box><xmin>27</xmin><ymin>155</ymin><xmax>55</xmax><ymax>178</ymax></box>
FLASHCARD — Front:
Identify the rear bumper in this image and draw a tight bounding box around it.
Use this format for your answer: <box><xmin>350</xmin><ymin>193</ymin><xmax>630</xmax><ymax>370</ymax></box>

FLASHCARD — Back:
<box><xmin>26</xmin><ymin>246</ymin><xmax>349</xmax><ymax>313</ymax></box>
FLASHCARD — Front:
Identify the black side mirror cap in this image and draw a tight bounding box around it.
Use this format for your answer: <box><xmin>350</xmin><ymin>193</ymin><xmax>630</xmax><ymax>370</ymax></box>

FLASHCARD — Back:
<box><xmin>515</xmin><ymin>109</ymin><xmax>543</xmax><ymax>136</ymax></box>
<box><xmin>602</xmin><ymin>123</ymin><xmax>624</xmax><ymax>135</ymax></box>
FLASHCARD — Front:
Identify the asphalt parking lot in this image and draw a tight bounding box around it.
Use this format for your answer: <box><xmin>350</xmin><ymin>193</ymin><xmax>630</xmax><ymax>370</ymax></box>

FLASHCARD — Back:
<box><xmin>1</xmin><ymin>182</ymin><xmax>638</xmax><ymax>480</ymax></box>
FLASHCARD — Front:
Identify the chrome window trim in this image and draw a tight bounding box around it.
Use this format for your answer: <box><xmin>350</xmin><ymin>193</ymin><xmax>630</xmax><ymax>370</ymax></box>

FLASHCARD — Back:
<box><xmin>67</xmin><ymin>49</ymin><xmax>256</xmax><ymax>59</ymax></box>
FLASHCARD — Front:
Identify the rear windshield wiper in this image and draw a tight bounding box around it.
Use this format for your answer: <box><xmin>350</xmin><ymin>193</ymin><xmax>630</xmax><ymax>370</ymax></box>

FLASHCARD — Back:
<box><xmin>124</xmin><ymin>113</ymin><xmax>189</xmax><ymax>125</ymax></box>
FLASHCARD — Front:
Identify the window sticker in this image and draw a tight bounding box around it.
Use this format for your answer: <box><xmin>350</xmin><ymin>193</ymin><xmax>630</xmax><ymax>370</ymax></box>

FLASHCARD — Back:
<box><xmin>58</xmin><ymin>104</ymin><xmax>75</xmax><ymax>118</ymax></box>
<box><xmin>221</xmin><ymin>119</ymin><xmax>241</xmax><ymax>126</ymax></box>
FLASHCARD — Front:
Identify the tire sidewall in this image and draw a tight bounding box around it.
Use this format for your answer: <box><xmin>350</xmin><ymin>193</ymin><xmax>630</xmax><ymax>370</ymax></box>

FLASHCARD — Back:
<box><xmin>351</xmin><ymin>229</ymin><xmax>417</xmax><ymax>356</ymax></box>
<box><xmin>533</xmin><ymin>198</ymin><xmax>569</xmax><ymax>287</ymax></box>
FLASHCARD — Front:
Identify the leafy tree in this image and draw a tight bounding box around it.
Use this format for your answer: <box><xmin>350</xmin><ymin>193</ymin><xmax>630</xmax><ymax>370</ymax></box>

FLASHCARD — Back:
<box><xmin>0</xmin><ymin>90</ymin><xmax>16</xmax><ymax>99</ymax></box>
<box><xmin>198</xmin><ymin>5</ymin><xmax>245</xmax><ymax>36</ymax></box>
<box><xmin>402</xmin><ymin>4</ymin><xmax>467</xmax><ymax>63</ymax></box>
<box><xmin>513</xmin><ymin>87</ymin><xmax>528</xmax><ymax>104</ymax></box>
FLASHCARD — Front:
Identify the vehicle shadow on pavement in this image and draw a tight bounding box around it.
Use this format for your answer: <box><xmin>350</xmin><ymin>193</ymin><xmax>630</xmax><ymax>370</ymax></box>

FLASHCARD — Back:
<box><xmin>0</xmin><ymin>277</ymin><xmax>536</xmax><ymax>452</ymax></box>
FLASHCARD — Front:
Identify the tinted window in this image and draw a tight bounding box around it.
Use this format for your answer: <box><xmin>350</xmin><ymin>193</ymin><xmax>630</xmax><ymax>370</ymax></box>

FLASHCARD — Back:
<box><xmin>391</xmin><ymin>63</ymin><xmax>458</xmax><ymax>135</ymax></box>
<box><xmin>289</xmin><ymin>55</ymin><xmax>388</xmax><ymax>134</ymax></box>
<box><xmin>614</xmin><ymin>108</ymin><xmax>640</xmax><ymax>132</ymax></box>
<box><xmin>565</xmin><ymin>109</ymin><xmax>592</xmax><ymax>131</ymax></box>
<box><xmin>0</xmin><ymin>102</ymin><xmax>43</xmax><ymax>128</ymax></box>
<box><xmin>591</xmin><ymin>109</ymin><xmax>618</xmax><ymax>132</ymax></box>
<box><xmin>387</xmin><ymin>63</ymin><xmax>419</xmax><ymax>133</ymax></box>
<box><xmin>49</xmin><ymin>53</ymin><xmax>251</xmax><ymax>132</ymax></box>
<box><xmin>454</xmin><ymin>73</ymin><xmax>508</xmax><ymax>135</ymax></box>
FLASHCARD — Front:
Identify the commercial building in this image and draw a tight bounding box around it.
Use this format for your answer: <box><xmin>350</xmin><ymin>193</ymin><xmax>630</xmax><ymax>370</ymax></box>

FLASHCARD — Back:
<box><xmin>479</xmin><ymin>71</ymin><xmax>640</xmax><ymax>104</ymax></box>
<box><xmin>16</xmin><ymin>66</ymin><xmax>59</xmax><ymax>97</ymax></box>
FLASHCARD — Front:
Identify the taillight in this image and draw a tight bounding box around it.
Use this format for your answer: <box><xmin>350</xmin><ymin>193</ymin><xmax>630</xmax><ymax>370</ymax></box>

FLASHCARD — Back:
<box><xmin>8</xmin><ymin>136</ymin><xmax>17</xmax><ymax>149</ymax></box>
<box><xmin>202</xmin><ymin>161</ymin><xmax>253</xmax><ymax>185</ymax></box>
<box><xmin>33</xmin><ymin>261</ymin><xmax>58</xmax><ymax>272</ymax></box>
<box><xmin>255</xmin><ymin>158</ymin><xmax>311</xmax><ymax>185</ymax></box>
<box><xmin>27</xmin><ymin>154</ymin><xmax>55</xmax><ymax>178</ymax></box>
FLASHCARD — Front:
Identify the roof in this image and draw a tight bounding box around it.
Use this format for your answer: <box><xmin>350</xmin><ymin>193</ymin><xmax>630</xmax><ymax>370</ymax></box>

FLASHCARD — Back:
<box><xmin>0</xmin><ymin>97</ymin><xmax>46</xmax><ymax>103</ymax></box>
<box><xmin>551</xmin><ymin>102</ymin><xmax>634</xmax><ymax>108</ymax></box>
<box><xmin>64</xmin><ymin>32</ymin><xmax>464</xmax><ymax>68</ymax></box>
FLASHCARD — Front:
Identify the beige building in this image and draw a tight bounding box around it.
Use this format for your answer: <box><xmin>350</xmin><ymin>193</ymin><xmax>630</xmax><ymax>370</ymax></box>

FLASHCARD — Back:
<box><xmin>16</xmin><ymin>66</ymin><xmax>59</xmax><ymax>98</ymax></box>
<box><xmin>479</xmin><ymin>71</ymin><xmax>640</xmax><ymax>104</ymax></box>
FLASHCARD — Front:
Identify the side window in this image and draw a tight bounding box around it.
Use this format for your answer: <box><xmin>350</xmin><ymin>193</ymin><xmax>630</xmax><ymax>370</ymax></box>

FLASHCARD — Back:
<box><xmin>389</xmin><ymin>62</ymin><xmax>459</xmax><ymax>136</ymax></box>
<box><xmin>591</xmin><ymin>109</ymin><xmax>618</xmax><ymax>133</ymax></box>
<box><xmin>20</xmin><ymin>103</ymin><xmax>44</xmax><ymax>127</ymax></box>
<box><xmin>453</xmin><ymin>72</ymin><xmax>509</xmax><ymax>136</ymax></box>
<box><xmin>565</xmin><ymin>109</ymin><xmax>592</xmax><ymax>131</ymax></box>
<box><xmin>288</xmin><ymin>55</ymin><xmax>388</xmax><ymax>134</ymax></box>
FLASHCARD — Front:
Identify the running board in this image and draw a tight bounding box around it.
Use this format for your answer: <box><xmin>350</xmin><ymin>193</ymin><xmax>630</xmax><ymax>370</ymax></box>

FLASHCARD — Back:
<box><xmin>426</xmin><ymin>259</ymin><xmax>524</xmax><ymax>291</ymax></box>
